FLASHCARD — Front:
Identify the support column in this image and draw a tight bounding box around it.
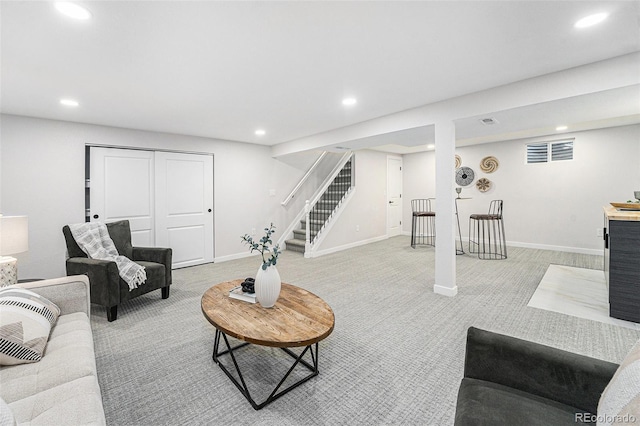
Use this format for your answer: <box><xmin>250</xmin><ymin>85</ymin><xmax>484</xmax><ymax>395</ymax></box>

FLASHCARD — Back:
<box><xmin>433</xmin><ymin>120</ymin><xmax>458</xmax><ymax>296</ymax></box>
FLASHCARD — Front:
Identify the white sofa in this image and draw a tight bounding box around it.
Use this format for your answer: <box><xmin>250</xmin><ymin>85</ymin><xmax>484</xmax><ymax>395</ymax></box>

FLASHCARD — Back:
<box><xmin>0</xmin><ymin>276</ymin><xmax>106</xmax><ymax>425</ymax></box>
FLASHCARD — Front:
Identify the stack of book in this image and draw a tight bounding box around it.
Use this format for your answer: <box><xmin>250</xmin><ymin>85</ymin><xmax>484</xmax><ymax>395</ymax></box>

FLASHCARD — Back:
<box><xmin>229</xmin><ymin>286</ymin><xmax>256</xmax><ymax>303</ymax></box>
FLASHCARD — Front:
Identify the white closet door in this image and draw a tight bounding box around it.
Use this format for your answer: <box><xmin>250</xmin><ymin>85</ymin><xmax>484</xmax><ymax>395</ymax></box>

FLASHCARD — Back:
<box><xmin>90</xmin><ymin>147</ymin><xmax>155</xmax><ymax>247</ymax></box>
<box><xmin>154</xmin><ymin>151</ymin><xmax>214</xmax><ymax>268</ymax></box>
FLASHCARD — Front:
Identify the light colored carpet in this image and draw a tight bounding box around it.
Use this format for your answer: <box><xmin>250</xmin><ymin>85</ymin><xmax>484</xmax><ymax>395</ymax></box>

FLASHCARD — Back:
<box><xmin>91</xmin><ymin>236</ymin><xmax>640</xmax><ymax>425</ymax></box>
<box><xmin>528</xmin><ymin>265</ymin><xmax>640</xmax><ymax>331</ymax></box>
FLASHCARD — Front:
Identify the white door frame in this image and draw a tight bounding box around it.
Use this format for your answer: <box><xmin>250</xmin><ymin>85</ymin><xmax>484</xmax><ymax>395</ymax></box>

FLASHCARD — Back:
<box><xmin>386</xmin><ymin>155</ymin><xmax>403</xmax><ymax>237</ymax></box>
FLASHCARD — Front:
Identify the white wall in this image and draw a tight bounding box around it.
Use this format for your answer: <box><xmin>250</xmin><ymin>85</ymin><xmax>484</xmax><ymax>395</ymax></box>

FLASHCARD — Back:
<box><xmin>402</xmin><ymin>124</ymin><xmax>640</xmax><ymax>254</ymax></box>
<box><xmin>0</xmin><ymin>114</ymin><xmax>307</xmax><ymax>279</ymax></box>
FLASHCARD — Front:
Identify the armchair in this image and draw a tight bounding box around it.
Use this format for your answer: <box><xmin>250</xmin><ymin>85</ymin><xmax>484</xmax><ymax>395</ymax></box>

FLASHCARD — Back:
<box><xmin>454</xmin><ymin>327</ymin><xmax>620</xmax><ymax>425</ymax></box>
<box><xmin>63</xmin><ymin>220</ymin><xmax>172</xmax><ymax>322</ymax></box>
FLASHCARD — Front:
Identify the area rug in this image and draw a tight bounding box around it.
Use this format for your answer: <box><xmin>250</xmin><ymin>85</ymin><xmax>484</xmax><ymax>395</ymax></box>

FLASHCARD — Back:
<box><xmin>528</xmin><ymin>265</ymin><xmax>640</xmax><ymax>331</ymax></box>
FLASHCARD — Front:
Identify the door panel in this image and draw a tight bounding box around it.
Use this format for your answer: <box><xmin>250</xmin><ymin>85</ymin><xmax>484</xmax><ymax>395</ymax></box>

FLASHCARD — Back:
<box><xmin>155</xmin><ymin>151</ymin><xmax>214</xmax><ymax>268</ymax></box>
<box><xmin>168</xmin><ymin>225</ymin><xmax>205</xmax><ymax>265</ymax></box>
<box><xmin>387</xmin><ymin>156</ymin><xmax>403</xmax><ymax>236</ymax></box>
<box><xmin>90</xmin><ymin>147</ymin><xmax>154</xmax><ymax>247</ymax></box>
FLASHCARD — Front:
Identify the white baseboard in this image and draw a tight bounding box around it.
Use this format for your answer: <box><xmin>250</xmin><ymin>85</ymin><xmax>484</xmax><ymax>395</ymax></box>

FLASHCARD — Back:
<box><xmin>306</xmin><ymin>234</ymin><xmax>389</xmax><ymax>258</ymax></box>
<box><xmin>434</xmin><ymin>284</ymin><xmax>458</xmax><ymax>297</ymax></box>
<box><xmin>220</xmin><ymin>236</ymin><xmax>602</xmax><ymax>264</ymax></box>
<box><xmin>214</xmin><ymin>252</ymin><xmax>257</xmax><ymax>263</ymax></box>
<box><xmin>400</xmin><ymin>232</ymin><xmax>603</xmax><ymax>256</ymax></box>
<box><xmin>506</xmin><ymin>240</ymin><xmax>603</xmax><ymax>256</ymax></box>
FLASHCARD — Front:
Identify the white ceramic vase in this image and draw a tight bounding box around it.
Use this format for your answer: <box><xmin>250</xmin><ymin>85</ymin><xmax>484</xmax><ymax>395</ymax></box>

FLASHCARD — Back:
<box><xmin>255</xmin><ymin>264</ymin><xmax>281</xmax><ymax>308</ymax></box>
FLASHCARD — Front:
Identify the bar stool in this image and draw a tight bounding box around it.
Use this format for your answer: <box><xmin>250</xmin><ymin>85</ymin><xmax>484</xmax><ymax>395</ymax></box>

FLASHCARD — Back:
<box><xmin>411</xmin><ymin>199</ymin><xmax>435</xmax><ymax>248</ymax></box>
<box><xmin>468</xmin><ymin>200</ymin><xmax>507</xmax><ymax>259</ymax></box>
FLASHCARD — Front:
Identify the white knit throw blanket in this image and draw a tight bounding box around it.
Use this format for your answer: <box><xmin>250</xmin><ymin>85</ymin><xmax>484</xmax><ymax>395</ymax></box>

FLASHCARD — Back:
<box><xmin>69</xmin><ymin>222</ymin><xmax>147</xmax><ymax>290</ymax></box>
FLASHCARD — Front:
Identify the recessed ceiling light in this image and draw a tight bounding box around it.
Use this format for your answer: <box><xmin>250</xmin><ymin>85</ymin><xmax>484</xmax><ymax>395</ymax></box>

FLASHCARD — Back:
<box><xmin>574</xmin><ymin>12</ymin><xmax>608</xmax><ymax>28</ymax></box>
<box><xmin>556</xmin><ymin>125</ymin><xmax>568</xmax><ymax>131</ymax></box>
<box><xmin>255</xmin><ymin>129</ymin><xmax>266</xmax><ymax>136</ymax></box>
<box><xmin>55</xmin><ymin>2</ymin><xmax>92</xmax><ymax>20</ymax></box>
<box><xmin>342</xmin><ymin>98</ymin><xmax>357</xmax><ymax>106</ymax></box>
<box><xmin>60</xmin><ymin>98</ymin><xmax>79</xmax><ymax>107</ymax></box>
<box><xmin>479</xmin><ymin>117</ymin><xmax>498</xmax><ymax>125</ymax></box>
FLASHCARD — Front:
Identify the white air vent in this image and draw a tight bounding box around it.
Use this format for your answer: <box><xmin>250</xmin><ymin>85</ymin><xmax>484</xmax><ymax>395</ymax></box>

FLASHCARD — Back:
<box><xmin>479</xmin><ymin>117</ymin><xmax>499</xmax><ymax>125</ymax></box>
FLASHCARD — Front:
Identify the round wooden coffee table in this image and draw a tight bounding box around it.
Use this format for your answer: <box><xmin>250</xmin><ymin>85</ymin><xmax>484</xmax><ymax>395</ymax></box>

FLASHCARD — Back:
<box><xmin>201</xmin><ymin>279</ymin><xmax>335</xmax><ymax>410</ymax></box>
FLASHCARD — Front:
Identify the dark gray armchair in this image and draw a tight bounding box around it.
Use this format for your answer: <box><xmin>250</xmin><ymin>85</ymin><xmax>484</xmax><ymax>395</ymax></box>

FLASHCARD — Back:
<box><xmin>63</xmin><ymin>220</ymin><xmax>172</xmax><ymax>322</ymax></box>
<box><xmin>455</xmin><ymin>327</ymin><xmax>619</xmax><ymax>425</ymax></box>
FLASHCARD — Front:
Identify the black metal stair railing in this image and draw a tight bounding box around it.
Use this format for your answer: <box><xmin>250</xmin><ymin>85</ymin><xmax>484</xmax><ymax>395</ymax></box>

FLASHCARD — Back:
<box><xmin>304</xmin><ymin>158</ymin><xmax>353</xmax><ymax>250</ymax></box>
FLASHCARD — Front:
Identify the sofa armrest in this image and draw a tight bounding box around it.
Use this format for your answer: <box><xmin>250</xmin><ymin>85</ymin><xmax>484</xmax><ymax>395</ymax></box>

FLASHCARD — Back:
<box><xmin>66</xmin><ymin>257</ymin><xmax>120</xmax><ymax>308</ymax></box>
<box><xmin>463</xmin><ymin>327</ymin><xmax>619</xmax><ymax>414</ymax></box>
<box><xmin>14</xmin><ymin>275</ymin><xmax>90</xmax><ymax>316</ymax></box>
<box><xmin>132</xmin><ymin>246</ymin><xmax>172</xmax><ymax>286</ymax></box>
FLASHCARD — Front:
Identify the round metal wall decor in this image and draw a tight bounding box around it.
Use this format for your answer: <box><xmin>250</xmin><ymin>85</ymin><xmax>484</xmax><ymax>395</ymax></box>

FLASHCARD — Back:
<box><xmin>480</xmin><ymin>156</ymin><xmax>499</xmax><ymax>173</ymax></box>
<box><xmin>455</xmin><ymin>166</ymin><xmax>475</xmax><ymax>186</ymax></box>
<box><xmin>476</xmin><ymin>178</ymin><xmax>491</xmax><ymax>192</ymax></box>
<box><xmin>455</xmin><ymin>155</ymin><xmax>461</xmax><ymax>169</ymax></box>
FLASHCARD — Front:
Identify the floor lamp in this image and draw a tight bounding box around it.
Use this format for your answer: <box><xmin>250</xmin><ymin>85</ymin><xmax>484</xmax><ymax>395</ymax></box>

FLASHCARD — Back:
<box><xmin>0</xmin><ymin>215</ymin><xmax>29</xmax><ymax>287</ymax></box>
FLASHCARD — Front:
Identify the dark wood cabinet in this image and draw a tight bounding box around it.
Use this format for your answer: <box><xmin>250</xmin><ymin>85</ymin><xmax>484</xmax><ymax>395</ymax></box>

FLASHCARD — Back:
<box><xmin>604</xmin><ymin>210</ymin><xmax>640</xmax><ymax>323</ymax></box>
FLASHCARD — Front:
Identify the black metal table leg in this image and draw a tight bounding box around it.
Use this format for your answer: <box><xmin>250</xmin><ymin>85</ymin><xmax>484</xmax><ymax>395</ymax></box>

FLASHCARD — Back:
<box><xmin>212</xmin><ymin>330</ymin><xmax>320</xmax><ymax>410</ymax></box>
<box><xmin>455</xmin><ymin>198</ymin><xmax>465</xmax><ymax>255</ymax></box>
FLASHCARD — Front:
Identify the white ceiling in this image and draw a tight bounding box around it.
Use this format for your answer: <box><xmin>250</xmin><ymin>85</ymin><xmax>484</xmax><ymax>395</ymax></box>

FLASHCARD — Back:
<box><xmin>354</xmin><ymin>85</ymin><xmax>640</xmax><ymax>154</ymax></box>
<box><xmin>2</xmin><ymin>1</ymin><xmax>639</xmax><ymax>151</ymax></box>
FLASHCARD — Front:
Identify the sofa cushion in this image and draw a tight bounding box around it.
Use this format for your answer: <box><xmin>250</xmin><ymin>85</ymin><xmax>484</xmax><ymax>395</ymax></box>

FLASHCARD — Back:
<box><xmin>597</xmin><ymin>339</ymin><xmax>640</xmax><ymax>426</ymax></box>
<box><xmin>0</xmin><ymin>397</ymin><xmax>16</xmax><ymax>426</ymax></box>
<box><xmin>0</xmin><ymin>312</ymin><xmax>97</xmax><ymax>403</ymax></box>
<box><xmin>8</xmin><ymin>375</ymin><xmax>106</xmax><ymax>426</ymax></box>
<box><xmin>0</xmin><ymin>287</ymin><xmax>60</xmax><ymax>365</ymax></box>
<box><xmin>455</xmin><ymin>378</ymin><xmax>594</xmax><ymax>425</ymax></box>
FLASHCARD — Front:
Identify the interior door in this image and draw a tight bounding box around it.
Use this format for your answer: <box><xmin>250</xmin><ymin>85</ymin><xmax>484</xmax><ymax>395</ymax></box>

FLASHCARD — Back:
<box><xmin>90</xmin><ymin>147</ymin><xmax>155</xmax><ymax>246</ymax></box>
<box><xmin>387</xmin><ymin>156</ymin><xmax>403</xmax><ymax>236</ymax></box>
<box><xmin>154</xmin><ymin>151</ymin><xmax>214</xmax><ymax>268</ymax></box>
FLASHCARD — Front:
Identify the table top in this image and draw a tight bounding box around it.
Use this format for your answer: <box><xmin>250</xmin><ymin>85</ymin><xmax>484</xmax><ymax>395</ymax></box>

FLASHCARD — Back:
<box><xmin>604</xmin><ymin>205</ymin><xmax>640</xmax><ymax>221</ymax></box>
<box><xmin>201</xmin><ymin>279</ymin><xmax>335</xmax><ymax>348</ymax></box>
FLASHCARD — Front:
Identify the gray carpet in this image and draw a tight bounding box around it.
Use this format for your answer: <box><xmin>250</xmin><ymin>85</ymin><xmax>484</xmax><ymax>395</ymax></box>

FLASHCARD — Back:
<box><xmin>91</xmin><ymin>236</ymin><xmax>640</xmax><ymax>425</ymax></box>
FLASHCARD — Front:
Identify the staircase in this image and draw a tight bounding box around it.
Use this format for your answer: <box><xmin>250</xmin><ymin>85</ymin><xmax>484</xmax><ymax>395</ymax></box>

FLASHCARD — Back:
<box><xmin>285</xmin><ymin>159</ymin><xmax>352</xmax><ymax>254</ymax></box>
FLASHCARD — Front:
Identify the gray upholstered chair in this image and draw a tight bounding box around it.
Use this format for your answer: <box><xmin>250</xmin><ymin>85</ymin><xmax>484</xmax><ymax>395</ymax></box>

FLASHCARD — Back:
<box><xmin>62</xmin><ymin>220</ymin><xmax>172</xmax><ymax>322</ymax></box>
<box><xmin>454</xmin><ymin>327</ymin><xmax>619</xmax><ymax>425</ymax></box>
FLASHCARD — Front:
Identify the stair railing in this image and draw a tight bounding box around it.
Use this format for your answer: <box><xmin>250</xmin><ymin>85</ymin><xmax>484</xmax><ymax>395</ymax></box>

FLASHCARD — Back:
<box><xmin>304</xmin><ymin>151</ymin><xmax>354</xmax><ymax>252</ymax></box>
<box><xmin>281</xmin><ymin>151</ymin><xmax>328</xmax><ymax>207</ymax></box>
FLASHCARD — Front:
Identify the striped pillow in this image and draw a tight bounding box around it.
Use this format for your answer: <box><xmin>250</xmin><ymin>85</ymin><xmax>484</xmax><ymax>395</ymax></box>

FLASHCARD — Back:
<box><xmin>597</xmin><ymin>339</ymin><xmax>640</xmax><ymax>426</ymax></box>
<box><xmin>0</xmin><ymin>287</ymin><xmax>60</xmax><ymax>365</ymax></box>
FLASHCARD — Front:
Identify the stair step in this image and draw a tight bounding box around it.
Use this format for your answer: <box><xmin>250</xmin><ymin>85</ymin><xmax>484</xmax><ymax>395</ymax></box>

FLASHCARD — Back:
<box><xmin>285</xmin><ymin>239</ymin><xmax>306</xmax><ymax>254</ymax></box>
<box><xmin>309</xmin><ymin>210</ymin><xmax>332</xmax><ymax>217</ymax></box>
<box><xmin>293</xmin><ymin>229</ymin><xmax>318</xmax><ymax>239</ymax></box>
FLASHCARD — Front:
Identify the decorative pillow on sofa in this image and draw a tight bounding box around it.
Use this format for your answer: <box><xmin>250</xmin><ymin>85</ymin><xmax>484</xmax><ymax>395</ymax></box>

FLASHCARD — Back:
<box><xmin>0</xmin><ymin>287</ymin><xmax>60</xmax><ymax>365</ymax></box>
<box><xmin>597</xmin><ymin>338</ymin><xmax>640</xmax><ymax>426</ymax></box>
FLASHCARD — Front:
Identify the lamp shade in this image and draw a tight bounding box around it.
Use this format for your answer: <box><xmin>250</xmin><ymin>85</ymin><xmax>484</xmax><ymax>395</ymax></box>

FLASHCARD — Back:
<box><xmin>0</xmin><ymin>215</ymin><xmax>29</xmax><ymax>256</ymax></box>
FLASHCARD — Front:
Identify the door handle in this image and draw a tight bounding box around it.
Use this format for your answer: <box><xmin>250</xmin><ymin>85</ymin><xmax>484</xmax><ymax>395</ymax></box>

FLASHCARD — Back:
<box><xmin>208</xmin><ymin>209</ymin><xmax>212</xmax><ymax>213</ymax></box>
<box><xmin>93</xmin><ymin>214</ymin><xmax>99</xmax><ymax>219</ymax></box>
<box><xmin>388</xmin><ymin>201</ymin><xmax>393</xmax><ymax>204</ymax></box>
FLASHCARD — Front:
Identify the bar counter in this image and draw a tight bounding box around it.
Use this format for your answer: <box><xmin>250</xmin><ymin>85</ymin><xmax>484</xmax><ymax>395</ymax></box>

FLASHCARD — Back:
<box><xmin>603</xmin><ymin>204</ymin><xmax>640</xmax><ymax>323</ymax></box>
